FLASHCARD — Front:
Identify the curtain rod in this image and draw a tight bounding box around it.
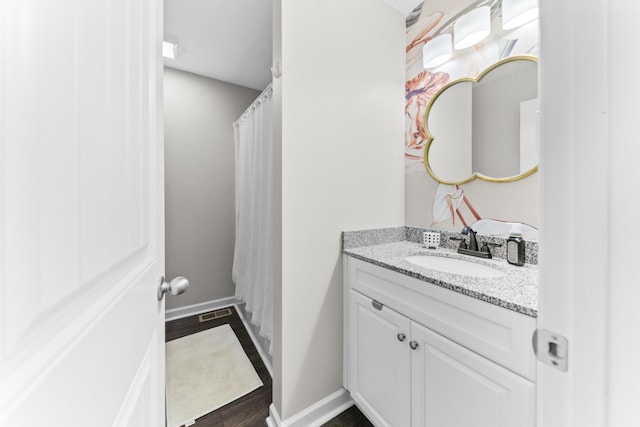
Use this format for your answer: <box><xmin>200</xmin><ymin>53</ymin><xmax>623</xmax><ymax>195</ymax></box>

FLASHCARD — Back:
<box><xmin>233</xmin><ymin>82</ymin><xmax>273</xmax><ymax>127</ymax></box>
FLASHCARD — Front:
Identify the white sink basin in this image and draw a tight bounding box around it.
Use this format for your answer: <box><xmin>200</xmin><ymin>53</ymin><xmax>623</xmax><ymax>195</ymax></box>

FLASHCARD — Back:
<box><xmin>404</xmin><ymin>255</ymin><xmax>505</xmax><ymax>278</ymax></box>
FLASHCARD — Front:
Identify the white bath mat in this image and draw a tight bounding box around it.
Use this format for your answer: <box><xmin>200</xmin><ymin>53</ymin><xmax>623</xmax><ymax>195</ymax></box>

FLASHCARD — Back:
<box><xmin>166</xmin><ymin>324</ymin><xmax>263</xmax><ymax>427</ymax></box>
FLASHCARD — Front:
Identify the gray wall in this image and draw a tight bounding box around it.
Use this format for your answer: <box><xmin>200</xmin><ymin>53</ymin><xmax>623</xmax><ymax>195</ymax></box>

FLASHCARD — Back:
<box><xmin>472</xmin><ymin>61</ymin><xmax>538</xmax><ymax>178</ymax></box>
<box><xmin>164</xmin><ymin>67</ymin><xmax>260</xmax><ymax>310</ymax></box>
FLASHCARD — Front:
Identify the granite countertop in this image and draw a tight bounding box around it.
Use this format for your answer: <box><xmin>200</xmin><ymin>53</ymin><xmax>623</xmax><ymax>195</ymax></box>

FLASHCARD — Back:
<box><xmin>344</xmin><ymin>240</ymin><xmax>538</xmax><ymax>318</ymax></box>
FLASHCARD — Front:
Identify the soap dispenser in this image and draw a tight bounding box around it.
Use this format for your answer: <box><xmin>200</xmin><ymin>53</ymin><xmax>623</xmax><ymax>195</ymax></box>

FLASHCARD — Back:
<box><xmin>506</xmin><ymin>226</ymin><xmax>525</xmax><ymax>266</ymax></box>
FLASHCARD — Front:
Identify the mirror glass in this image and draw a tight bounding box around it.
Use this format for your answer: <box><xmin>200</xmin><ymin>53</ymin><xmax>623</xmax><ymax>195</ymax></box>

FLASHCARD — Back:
<box><xmin>424</xmin><ymin>56</ymin><xmax>539</xmax><ymax>184</ymax></box>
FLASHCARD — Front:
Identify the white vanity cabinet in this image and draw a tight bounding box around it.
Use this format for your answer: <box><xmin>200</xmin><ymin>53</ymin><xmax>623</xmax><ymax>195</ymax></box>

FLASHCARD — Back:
<box><xmin>344</xmin><ymin>256</ymin><xmax>537</xmax><ymax>427</ymax></box>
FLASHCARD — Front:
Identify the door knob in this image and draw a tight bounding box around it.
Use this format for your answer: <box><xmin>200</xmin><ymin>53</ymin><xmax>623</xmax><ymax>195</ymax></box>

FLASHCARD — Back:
<box><xmin>409</xmin><ymin>341</ymin><xmax>419</xmax><ymax>350</ymax></box>
<box><xmin>397</xmin><ymin>333</ymin><xmax>407</xmax><ymax>342</ymax></box>
<box><xmin>158</xmin><ymin>276</ymin><xmax>189</xmax><ymax>300</ymax></box>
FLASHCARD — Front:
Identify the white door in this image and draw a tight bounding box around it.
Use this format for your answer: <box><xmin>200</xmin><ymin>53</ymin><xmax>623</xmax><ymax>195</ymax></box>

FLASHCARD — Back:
<box><xmin>540</xmin><ymin>1</ymin><xmax>640</xmax><ymax>426</ymax></box>
<box><xmin>0</xmin><ymin>0</ymin><xmax>165</xmax><ymax>425</ymax></box>
<box><xmin>410</xmin><ymin>322</ymin><xmax>535</xmax><ymax>427</ymax></box>
<box><xmin>538</xmin><ymin>0</ymin><xmax>609</xmax><ymax>425</ymax></box>
<box><xmin>348</xmin><ymin>290</ymin><xmax>411</xmax><ymax>427</ymax></box>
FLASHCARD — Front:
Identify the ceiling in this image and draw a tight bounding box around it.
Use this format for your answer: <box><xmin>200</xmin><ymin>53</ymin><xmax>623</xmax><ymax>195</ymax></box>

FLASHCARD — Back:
<box><xmin>384</xmin><ymin>0</ymin><xmax>422</xmax><ymax>15</ymax></box>
<box><xmin>163</xmin><ymin>0</ymin><xmax>420</xmax><ymax>92</ymax></box>
<box><xmin>164</xmin><ymin>0</ymin><xmax>273</xmax><ymax>91</ymax></box>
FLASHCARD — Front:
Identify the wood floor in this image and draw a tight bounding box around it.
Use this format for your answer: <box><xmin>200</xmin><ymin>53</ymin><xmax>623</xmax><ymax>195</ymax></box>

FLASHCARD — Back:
<box><xmin>320</xmin><ymin>405</ymin><xmax>374</xmax><ymax>427</ymax></box>
<box><xmin>165</xmin><ymin>307</ymin><xmax>373</xmax><ymax>427</ymax></box>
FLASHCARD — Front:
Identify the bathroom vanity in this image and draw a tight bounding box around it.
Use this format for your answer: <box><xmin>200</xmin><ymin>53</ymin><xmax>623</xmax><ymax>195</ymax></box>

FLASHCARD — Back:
<box><xmin>342</xmin><ymin>229</ymin><xmax>538</xmax><ymax>427</ymax></box>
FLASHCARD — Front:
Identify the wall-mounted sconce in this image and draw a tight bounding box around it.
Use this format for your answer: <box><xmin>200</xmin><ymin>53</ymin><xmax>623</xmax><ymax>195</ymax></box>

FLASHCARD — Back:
<box><xmin>502</xmin><ymin>0</ymin><xmax>538</xmax><ymax>30</ymax></box>
<box><xmin>423</xmin><ymin>34</ymin><xmax>453</xmax><ymax>69</ymax></box>
<box><xmin>163</xmin><ymin>41</ymin><xmax>178</xmax><ymax>59</ymax></box>
<box><xmin>454</xmin><ymin>6</ymin><xmax>491</xmax><ymax>50</ymax></box>
<box><xmin>421</xmin><ymin>0</ymin><xmax>538</xmax><ymax>70</ymax></box>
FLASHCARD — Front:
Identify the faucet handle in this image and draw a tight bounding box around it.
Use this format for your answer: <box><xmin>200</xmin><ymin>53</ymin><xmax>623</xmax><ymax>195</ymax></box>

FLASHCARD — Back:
<box><xmin>480</xmin><ymin>241</ymin><xmax>501</xmax><ymax>258</ymax></box>
<box><xmin>482</xmin><ymin>242</ymin><xmax>502</xmax><ymax>249</ymax></box>
<box><xmin>449</xmin><ymin>236</ymin><xmax>467</xmax><ymax>249</ymax></box>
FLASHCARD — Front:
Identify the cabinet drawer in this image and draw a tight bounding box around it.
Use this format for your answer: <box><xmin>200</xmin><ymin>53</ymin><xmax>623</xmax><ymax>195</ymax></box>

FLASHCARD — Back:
<box><xmin>346</xmin><ymin>256</ymin><xmax>537</xmax><ymax>381</ymax></box>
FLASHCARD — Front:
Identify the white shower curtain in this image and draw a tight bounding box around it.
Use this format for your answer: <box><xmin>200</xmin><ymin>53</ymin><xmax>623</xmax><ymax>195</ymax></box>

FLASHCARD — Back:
<box><xmin>232</xmin><ymin>85</ymin><xmax>273</xmax><ymax>349</ymax></box>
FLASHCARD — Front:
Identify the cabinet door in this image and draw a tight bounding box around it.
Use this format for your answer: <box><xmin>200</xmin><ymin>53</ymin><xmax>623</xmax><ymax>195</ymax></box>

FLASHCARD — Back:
<box><xmin>349</xmin><ymin>290</ymin><xmax>411</xmax><ymax>427</ymax></box>
<box><xmin>410</xmin><ymin>322</ymin><xmax>535</xmax><ymax>427</ymax></box>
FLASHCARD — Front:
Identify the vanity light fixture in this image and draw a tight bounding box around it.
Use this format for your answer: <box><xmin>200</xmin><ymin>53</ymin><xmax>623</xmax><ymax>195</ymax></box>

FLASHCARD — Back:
<box><xmin>163</xmin><ymin>41</ymin><xmax>178</xmax><ymax>59</ymax></box>
<box><xmin>422</xmin><ymin>0</ymin><xmax>535</xmax><ymax>69</ymax></box>
<box><xmin>454</xmin><ymin>6</ymin><xmax>491</xmax><ymax>50</ymax></box>
<box><xmin>502</xmin><ymin>0</ymin><xmax>538</xmax><ymax>30</ymax></box>
<box><xmin>423</xmin><ymin>34</ymin><xmax>453</xmax><ymax>69</ymax></box>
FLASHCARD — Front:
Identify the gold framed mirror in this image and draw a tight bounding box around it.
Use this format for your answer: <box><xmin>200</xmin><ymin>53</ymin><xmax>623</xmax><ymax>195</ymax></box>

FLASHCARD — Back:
<box><xmin>423</xmin><ymin>55</ymin><xmax>539</xmax><ymax>185</ymax></box>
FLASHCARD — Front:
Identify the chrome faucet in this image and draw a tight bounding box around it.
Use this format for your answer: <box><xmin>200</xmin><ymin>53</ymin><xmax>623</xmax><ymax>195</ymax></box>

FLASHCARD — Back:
<box><xmin>461</xmin><ymin>227</ymin><xmax>478</xmax><ymax>251</ymax></box>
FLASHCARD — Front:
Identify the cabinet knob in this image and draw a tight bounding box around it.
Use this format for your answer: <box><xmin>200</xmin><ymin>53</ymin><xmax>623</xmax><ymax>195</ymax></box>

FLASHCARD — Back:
<box><xmin>409</xmin><ymin>341</ymin><xmax>419</xmax><ymax>350</ymax></box>
<box><xmin>397</xmin><ymin>333</ymin><xmax>406</xmax><ymax>342</ymax></box>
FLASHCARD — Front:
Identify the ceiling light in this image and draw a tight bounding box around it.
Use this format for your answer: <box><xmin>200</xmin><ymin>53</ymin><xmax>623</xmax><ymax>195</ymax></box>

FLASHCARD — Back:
<box><xmin>454</xmin><ymin>6</ymin><xmax>491</xmax><ymax>50</ymax></box>
<box><xmin>502</xmin><ymin>0</ymin><xmax>538</xmax><ymax>30</ymax></box>
<box><xmin>163</xmin><ymin>41</ymin><xmax>178</xmax><ymax>59</ymax></box>
<box><xmin>423</xmin><ymin>34</ymin><xmax>453</xmax><ymax>69</ymax></box>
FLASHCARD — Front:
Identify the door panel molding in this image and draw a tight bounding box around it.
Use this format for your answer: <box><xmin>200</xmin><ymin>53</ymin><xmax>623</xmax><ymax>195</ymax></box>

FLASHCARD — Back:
<box><xmin>114</xmin><ymin>331</ymin><xmax>160</xmax><ymax>427</ymax></box>
<box><xmin>0</xmin><ymin>257</ymin><xmax>156</xmax><ymax>420</ymax></box>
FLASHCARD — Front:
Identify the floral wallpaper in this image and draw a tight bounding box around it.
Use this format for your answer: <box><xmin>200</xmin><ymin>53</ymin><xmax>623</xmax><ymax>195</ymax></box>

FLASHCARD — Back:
<box><xmin>405</xmin><ymin>0</ymin><xmax>540</xmax><ymax>240</ymax></box>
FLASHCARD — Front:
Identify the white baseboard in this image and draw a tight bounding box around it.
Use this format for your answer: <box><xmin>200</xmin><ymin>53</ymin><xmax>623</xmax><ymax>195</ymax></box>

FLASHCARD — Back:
<box><xmin>265</xmin><ymin>389</ymin><xmax>354</xmax><ymax>427</ymax></box>
<box><xmin>266</xmin><ymin>404</ymin><xmax>281</xmax><ymax>427</ymax></box>
<box><xmin>164</xmin><ymin>296</ymin><xmax>238</xmax><ymax>321</ymax></box>
<box><xmin>233</xmin><ymin>303</ymin><xmax>273</xmax><ymax>377</ymax></box>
